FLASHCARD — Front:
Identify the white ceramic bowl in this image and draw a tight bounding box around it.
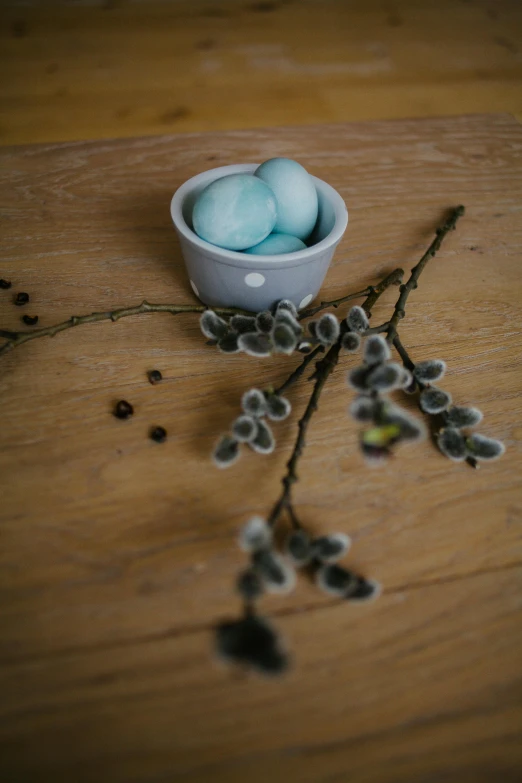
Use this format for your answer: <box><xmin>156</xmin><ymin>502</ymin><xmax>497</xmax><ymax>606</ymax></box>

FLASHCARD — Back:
<box><xmin>170</xmin><ymin>164</ymin><xmax>348</xmax><ymax>312</ymax></box>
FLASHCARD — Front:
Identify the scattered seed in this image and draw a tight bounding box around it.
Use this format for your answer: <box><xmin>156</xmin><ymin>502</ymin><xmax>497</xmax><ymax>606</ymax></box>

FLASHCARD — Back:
<box><xmin>22</xmin><ymin>314</ymin><xmax>39</xmax><ymax>326</ymax></box>
<box><xmin>147</xmin><ymin>369</ymin><xmax>163</xmax><ymax>385</ymax></box>
<box><xmin>150</xmin><ymin>425</ymin><xmax>167</xmax><ymax>443</ymax></box>
<box><xmin>14</xmin><ymin>292</ymin><xmax>29</xmax><ymax>306</ymax></box>
<box><xmin>114</xmin><ymin>400</ymin><xmax>134</xmax><ymax>419</ymax></box>
<box><xmin>0</xmin><ymin>279</ymin><xmax>12</xmax><ymax>289</ymax></box>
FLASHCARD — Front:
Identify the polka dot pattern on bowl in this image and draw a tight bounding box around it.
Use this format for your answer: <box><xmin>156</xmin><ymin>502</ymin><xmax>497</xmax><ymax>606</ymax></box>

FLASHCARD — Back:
<box><xmin>244</xmin><ymin>273</ymin><xmax>265</xmax><ymax>288</ymax></box>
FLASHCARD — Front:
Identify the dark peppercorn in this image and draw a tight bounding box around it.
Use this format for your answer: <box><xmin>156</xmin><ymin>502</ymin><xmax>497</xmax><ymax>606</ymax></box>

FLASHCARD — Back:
<box><xmin>14</xmin><ymin>292</ymin><xmax>30</xmax><ymax>306</ymax></box>
<box><xmin>114</xmin><ymin>400</ymin><xmax>134</xmax><ymax>419</ymax></box>
<box><xmin>147</xmin><ymin>369</ymin><xmax>162</xmax><ymax>385</ymax></box>
<box><xmin>22</xmin><ymin>314</ymin><xmax>39</xmax><ymax>326</ymax></box>
<box><xmin>150</xmin><ymin>426</ymin><xmax>167</xmax><ymax>443</ymax></box>
<box><xmin>0</xmin><ymin>279</ymin><xmax>12</xmax><ymax>289</ymax></box>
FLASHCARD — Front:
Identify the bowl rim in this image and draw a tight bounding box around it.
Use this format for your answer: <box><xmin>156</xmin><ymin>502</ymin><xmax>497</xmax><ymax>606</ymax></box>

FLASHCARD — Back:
<box><xmin>170</xmin><ymin>163</ymin><xmax>348</xmax><ymax>269</ymax></box>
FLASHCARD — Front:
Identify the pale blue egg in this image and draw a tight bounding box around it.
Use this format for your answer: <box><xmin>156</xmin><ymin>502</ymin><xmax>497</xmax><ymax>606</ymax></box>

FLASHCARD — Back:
<box><xmin>192</xmin><ymin>174</ymin><xmax>277</xmax><ymax>251</ymax></box>
<box><xmin>244</xmin><ymin>233</ymin><xmax>307</xmax><ymax>255</ymax></box>
<box><xmin>254</xmin><ymin>158</ymin><xmax>318</xmax><ymax>241</ymax></box>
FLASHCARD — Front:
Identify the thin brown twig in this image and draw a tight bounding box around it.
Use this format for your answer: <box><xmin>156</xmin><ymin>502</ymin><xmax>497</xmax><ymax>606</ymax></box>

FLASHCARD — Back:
<box><xmin>298</xmin><ymin>285</ymin><xmax>377</xmax><ymax>320</ymax></box>
<box><xmin>274</xmin><ymin>345</ymin><xmax>324</xmax><ymax>396</ymax></box>
<box><xmin>0</xmin><ymin>301</ymin><xmax>253</xmax><ymax>357</ymax></box>
<box><xmin>386</xmin><ymin>205</ymin><xmax>465</xmax><ymax>344</ymax></box>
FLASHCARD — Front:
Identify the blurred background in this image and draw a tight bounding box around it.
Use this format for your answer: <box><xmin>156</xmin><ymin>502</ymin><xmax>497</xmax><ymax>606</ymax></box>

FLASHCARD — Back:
<box><xmin>1</xmin><ymin>0</ymin><xmax>521</xmax><ymax>146</ymax></box>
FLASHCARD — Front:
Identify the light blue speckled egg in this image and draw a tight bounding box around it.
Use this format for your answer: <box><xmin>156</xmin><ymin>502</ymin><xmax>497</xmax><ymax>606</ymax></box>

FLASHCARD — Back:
<box><xmin>254</xmin><ymin>158</ymin><xmax>318</xmax><ymax>241</ymax></box>
<box><xmin>192</xmin><ymin>174</ymin><xmax>277</xmax><ymax>251</ymax></box>
<box><xmin>244</xmin><ymin>232</ymin><xmax>307</xmax><ymax>255</ymax></box>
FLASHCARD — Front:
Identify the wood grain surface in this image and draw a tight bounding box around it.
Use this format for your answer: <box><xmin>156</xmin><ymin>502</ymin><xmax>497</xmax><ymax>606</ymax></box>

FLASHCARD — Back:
<box><xmin>0</xmin><ymin>113</ymin><xmax>521</xmax><ymax>782</ymax></box>
<box><xmin>1</xmin><ymin>0</ymin><xmax>522</xmax><ymax>145</ymax></box>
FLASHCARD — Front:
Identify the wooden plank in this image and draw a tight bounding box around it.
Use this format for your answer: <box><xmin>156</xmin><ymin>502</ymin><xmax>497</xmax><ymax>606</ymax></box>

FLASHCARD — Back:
<box><xmin>0</xmin><ymin>113</ymin><xmax>521</xmax><ymax>780</ymax></box>
<box><xmin>0</xmin><ymin>0</ymin><xmax>521</xmax><ymax>144</ymax></box>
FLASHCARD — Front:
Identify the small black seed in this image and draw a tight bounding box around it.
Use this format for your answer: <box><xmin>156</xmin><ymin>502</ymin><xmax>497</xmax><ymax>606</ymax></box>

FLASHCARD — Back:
<box><xmin>0</xmin><ymin>279</ymin><xmax>12</xmax><ymax>289</ymax></box>
<box><xmin>22</xmin><ymin>314</ymin><xmax>39</xmax><ymax>326</ymax></box>
<box><xmin>114</xmin><ymin>400</ymin><xmax>134</xmax><ymax>419</ymax></box>
<box><xmin>147</xmin><ymin>369</ymin><xmax>162</xmax><ymax>385</ymax></box>
<box><xmin>150</xmin><ymin>425</ymin><xmax>167</xmax><ymax>443</ymax></box>
<box><xmin>14</xmin><ymin>292</ymin><xmax>29</xmax><ymax>306</ymax></box>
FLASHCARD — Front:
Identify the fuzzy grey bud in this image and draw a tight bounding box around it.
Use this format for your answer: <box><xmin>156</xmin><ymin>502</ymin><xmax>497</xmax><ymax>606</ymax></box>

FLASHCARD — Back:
<box><xmin>466</xmin><ymin>433</ymin><xmax>505</xmax><ymax>461</ymax></box>
<box><xmin>274</xmin><ymin>308</ymin><xmax>302</xmax><ymax>336</ymax></box>
<box><xmin>215</xmin><ymin>614</ymin><xmax>288</xmax><ymax>675</ymax></box>
<box><xmin>437</xmin><ymin>426</ymin><xmax>467</xmax><ymax>461</ymax></box>
<box><xmin>265</xmin><ymin>393</ymin><xmax>291</xmax><ymax>421</ymax></box>
<box><xmin>241</xmin><ymin>388</ymin><xmax>267</xmax><ymax>417</ymax></box>
<box><xmin>232</xmin><ymin>415</ymin><xmax>258</xmax><ymax>443</ymax></box>
<box><xmin>218</xmin><ymin>332</ymin><xmax>241</xmax><ymax>353</ymax></box>
<box><xmin>403</xmin><ymin>373</ymin><xmax>417</xmax><ymax>395</ymax></box>
<box><xmin>419</xmin><ymin>386</ymin><xmax>452</xmax><ymax>414</ymax></box>
<box><xmin>239</xmin><ymin>516</ymin><xmax>272</xmax><ymax>552</ymax></box>
<box><xmin>255</xmin><ymin>311</ymin><xmax>274</xmax><ymax>334</ymax></box>
<box><xmin>346</xmin><ymin>577</ymin><xmax>381</xmax><ymax>602</ymax></box>
<box><xmin>297</xmin><ymin>340</ymin><xmax>313</xmax><ymax>354</ymax></box>
<box><xmin>236</xmin><ymin>568</ymin><xmax>264</xmax><ymax>600</ymax></box>
<box><xmin>315</xmin><ymin>313</ymin><xmax>340</xmax><ymax>345</ymax></box>
<box><xmin>275</xmin><ymin>299</ymin><xmax>298</xmax><ymax>318</ymax></box>
<box><xmin>312</xmin><ymin>533</ymin><xmax>351</xmax><ymax>563</ymax></box>
<box><xmin>285</xmin><ymin>530</ymin><xmax>313</xmax><ymax>566</ymax></box>
<box><xmin>382</xmin><ymin>404</ymin><xmax>427</xmax><ymax>442</ymax></box>
<box><xmin>272</xmin><ymin>323</ymin><xmax>298</xmax><ymax>354</ymax></box>
<box><xmin>213</xmin><ymin>435</ymin><xmax>240</xmax><ymax>468</ymax></box>
<box><xmin>200</xmin><ymin>310</ymin><xmax>228</xmax><ymax>340</ymax></box>
<box><xmin>253</xmin><ymin>549</ymin><xmax>296</xmax><ymax>594</ymax></box>
<box><xmin>446</xmin><ymin>405</ymin><xmax>483</xmax><ymax>429</ymax></box>
<box><xmin>341</xmin><ymin>331</ymin><xmax>361</xmax><ymax>353</ymax></box>
<box><xmin>363</xmin><ymin>335</ymin><xmax>391</xmax><ymax>366</ymax></box>
<box><xmin>413</xmin><ymin>359</ymin><xmax>447</xmax><ymax>384</ymax></box>
<box><xmin>249</xmin><ymin>419</ymin><xmax>275</xmax><ymax>454</ymax></box>
<box><xmin>350</xmin><ymin>395</ymin><xmax>377</xmax><ymax>422</ymax></box>
<box><xmin>399</xmin><ymin>367</ymin><xmax>414</xmax><ymax>390</ymax></box>
<box><xmin>316</xmin><ymin>563</ymin><xmax>357</xmax><ymax>597</ymax></box>
<box><xmin>347</xmin><ymin>365</ymin><xmax>371</xmax><ymax>392</ymax></box>
<box><xmin>367</xmin><ymin>362</ymin><xmax>403</xmax><ymax>392</ymax></box>
<box><xmin>230</xmin><ymin>314</ymin><xmax>257</xmax><ymax>334</ymax></box>
<box><xmin>346</xmin><ymin>305</ymin><xmax>369</xmax><ymax>333</ymax></box>
<box><xmin>238</xmin><ymin>332</ymin><xmax>272</xmax><ymax>357</ymax></box>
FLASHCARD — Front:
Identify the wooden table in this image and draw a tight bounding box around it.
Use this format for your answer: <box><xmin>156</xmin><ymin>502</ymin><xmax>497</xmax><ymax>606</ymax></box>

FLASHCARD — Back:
<box><xmin>1</xmin><ymin>114</ymin><xmax>521</xmax><ymax>782</ymax></box>
<box><xmin>2</xmin><ymin>0</ymin><xmax>522</xmax><ymax>145</ymax></box>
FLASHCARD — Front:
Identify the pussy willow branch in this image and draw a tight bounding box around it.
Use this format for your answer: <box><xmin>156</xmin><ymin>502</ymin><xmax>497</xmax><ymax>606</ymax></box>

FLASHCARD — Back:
<box><xmin>0</xmin><ymin>280</ymin><xmax>405</xmax><ymax>359</ymax></box>
<box><xmin>385</xmin><ymin>205</ymin><xmax>465</xmax><ymax>343</ymax></box>
<box><xmin>393</xmin><ymin>332</ymin><xmax>477</xmax><ymax>469</ymax></box>
<box><xmin>267</xmin><ymin>207</ymin><xmax>466</xmax><ymax>528</ymax></box>
<box><xmin>267</xmin><ymin>267</ymin><xmax>404</xmax><ymax>528</ymax></box>
<box><xmin>385</xmin><ymin>207</ymin><xmax>475</xmax><ymax>468</ymax></box>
